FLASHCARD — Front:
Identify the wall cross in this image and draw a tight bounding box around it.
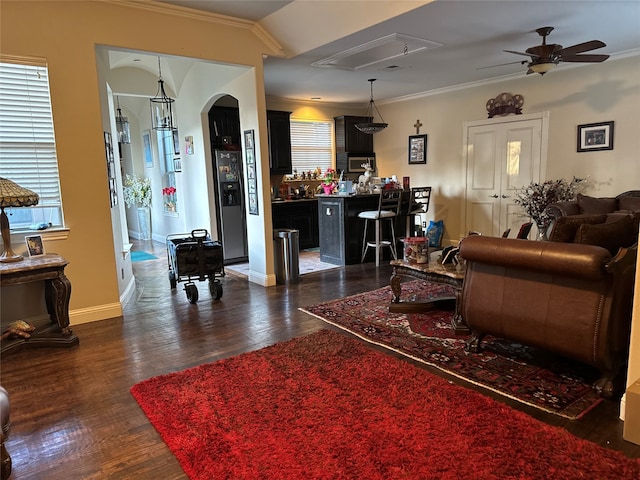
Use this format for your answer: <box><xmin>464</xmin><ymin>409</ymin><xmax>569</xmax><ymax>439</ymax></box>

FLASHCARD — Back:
<box><xmin>414</xmin><ymin>119</ymin><xmax>423</xmax><ymax>134</ymax></box>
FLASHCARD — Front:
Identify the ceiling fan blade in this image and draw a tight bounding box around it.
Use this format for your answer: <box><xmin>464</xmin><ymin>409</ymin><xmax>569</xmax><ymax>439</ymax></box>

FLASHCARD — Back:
<box><xmin>559</xmin><ymin>40</ymin><xmax>606</xmax><ymax>56</ymax></box>
<box><xmin>504</xmin><ymin>49</ymin><xmax>538</xmax><ymax>58</ymax></box>
<box><xmin>477</xmin><ymin>60</ymin><xmax>527</xmax><ymax>70</ymax></box>
<box><xmin>561</xmin><ymin>54</ymin><xmax>610</xmax><ymax>63</ymax></box>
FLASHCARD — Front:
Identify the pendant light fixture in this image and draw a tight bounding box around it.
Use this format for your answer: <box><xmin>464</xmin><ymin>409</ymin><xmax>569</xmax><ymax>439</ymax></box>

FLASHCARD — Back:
<box><xmin>355</xmin><ymin>79</ymin><xmax>388</xmax><ymax>134</ymax></box>
<box><xmin>115</xmin><ymin>96</ymin><xmax>131</xmax><ymax>144</ymax></box>
<box><xmin>150</xmin><ymin>56</ymin><xmax>176</xmax><ymax>131</ymax></box>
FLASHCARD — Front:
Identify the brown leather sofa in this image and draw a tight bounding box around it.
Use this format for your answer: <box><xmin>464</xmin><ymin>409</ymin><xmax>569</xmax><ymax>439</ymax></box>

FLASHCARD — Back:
<box><xmin>459</xmin><ymin>235</ymin><xmax>637</xmax><ymax>398</ymax></box>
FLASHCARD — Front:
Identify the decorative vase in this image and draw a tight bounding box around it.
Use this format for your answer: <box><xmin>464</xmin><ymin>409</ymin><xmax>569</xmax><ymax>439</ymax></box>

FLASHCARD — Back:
<box><xmin>137</xmin><ymin>206</ymin><xmax>151</xmax><ymax>240</ymax></box>
<box><xmin>535</xmin><ymin>222</ymin><xmax>548</xmax><ymax>241</ymax></box>
<box><xmin>322</xmin><ymin>184</ymin><xmax>333</xmax><ymax>195</ymax></box>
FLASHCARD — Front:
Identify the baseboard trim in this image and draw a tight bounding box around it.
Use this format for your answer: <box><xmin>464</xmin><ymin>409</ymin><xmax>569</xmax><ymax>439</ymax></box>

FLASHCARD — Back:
<box><xmin>70</xmin><ymin>303</ymin><xmax>122</xmax><ymax>325</ymax></box>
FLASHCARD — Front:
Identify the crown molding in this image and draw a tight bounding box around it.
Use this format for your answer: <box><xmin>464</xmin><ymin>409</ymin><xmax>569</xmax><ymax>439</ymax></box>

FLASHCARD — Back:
<box><xmin>386</xmin><ymin>49</ymin><xmax>640</xmax><ymax>105</ymax></box>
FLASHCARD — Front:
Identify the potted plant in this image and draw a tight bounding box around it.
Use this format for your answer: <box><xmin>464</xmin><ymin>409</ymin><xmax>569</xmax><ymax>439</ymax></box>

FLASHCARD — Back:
<box><xmin>123</xmin><ymin>174</ymin><xmax>152</xmax><ymax>240</ymax></box>
<box><xmin>321</xmin><ymin>168</ymin><xmax>336</xmax><ymax>195</ymax></box>
<box><xmin>514</xmin><ymin>177</ymin><xmax>586</xmax><ymax>239</ymax></box>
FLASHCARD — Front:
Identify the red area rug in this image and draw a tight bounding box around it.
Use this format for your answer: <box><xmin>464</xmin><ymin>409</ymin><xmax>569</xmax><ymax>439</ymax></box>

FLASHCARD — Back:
<box><xmin>131</xmin><ymin>330</ymin><xmax>638</xmax><ymax>479</ymax></box>
<box><xmin>301</xmin><ymin>281</ymin><xmax>604</xmax><ymax>419</ymax></box>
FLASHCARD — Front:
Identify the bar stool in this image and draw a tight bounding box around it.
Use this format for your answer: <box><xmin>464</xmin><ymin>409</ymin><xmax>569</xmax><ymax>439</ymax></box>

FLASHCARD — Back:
<box><xmin>359</xmin><ymin>189</ymin><xmax>402</xmax><ymax>266</ymax></box>
<box><xmin>405</xmin><ymin>186</ymin><xmax>432</xmax><ymax>238</ymax></box>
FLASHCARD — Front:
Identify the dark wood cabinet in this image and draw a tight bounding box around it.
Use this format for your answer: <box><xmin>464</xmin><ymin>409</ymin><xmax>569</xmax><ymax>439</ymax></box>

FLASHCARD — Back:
<box><xmin>268</xmin><ymin>110</ymin><xmax>292</xmax><ymax>175</ymax></box>
<box><xmin>334</xmin><ymin>116</ymin><xmax>374</xmax><ymax>154</ymax></box>
<box><xmin>272</xmin><ymin>200</ymin><xmax>318</xmax><ymax>250</ymax></box>
<box><xmin>209</xmin><ymin>106</ymin><xmax>241</xmax><ymax>150</ymax></box>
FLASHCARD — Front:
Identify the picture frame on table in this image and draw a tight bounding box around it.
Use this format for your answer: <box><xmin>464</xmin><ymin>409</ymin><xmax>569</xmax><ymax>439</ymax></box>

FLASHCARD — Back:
<box><xmin>577</xmin><ymin>121</ymin><xmax>614</xmax><ymax>152</ymax></box>
<box><xmin>26</xmin><ymin>235</ymin><xmax>45</xmax><ymax>257</ymax></box>
<box><xmin>408</xmin><ymin>134</ymin><xmax>427</xmax><ymax>164</ymax></box>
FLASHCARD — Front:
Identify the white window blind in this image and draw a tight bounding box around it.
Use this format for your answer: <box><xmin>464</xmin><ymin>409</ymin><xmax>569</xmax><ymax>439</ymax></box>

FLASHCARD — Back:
<box><xmin>0</xmin><ymin>60</ymin><xmax>63</xmax><ymax>229</ymax></box>
<box><xmin>290</xmin><ymin>119</ymin><xmax>333</xmax><ymax>174</ymax></box>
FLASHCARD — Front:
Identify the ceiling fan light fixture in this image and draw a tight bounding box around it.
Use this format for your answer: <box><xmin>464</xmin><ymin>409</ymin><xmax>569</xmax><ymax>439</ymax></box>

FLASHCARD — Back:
<box><xmin>355</xmin><ymin>79</ymin><xmax>388</xmax><ymax>135</ymax></box>
<box><xmin>529</xmin><ymin>61</ymin><xmax>556</xmax><ymax>75</ymax></box>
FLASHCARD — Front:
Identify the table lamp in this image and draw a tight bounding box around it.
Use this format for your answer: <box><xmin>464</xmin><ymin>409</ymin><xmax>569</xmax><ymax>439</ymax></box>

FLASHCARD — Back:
<box><xmin>0</xmin><ymin>177</ymin><xmax>40</xmax><ymax>262</ymax></box>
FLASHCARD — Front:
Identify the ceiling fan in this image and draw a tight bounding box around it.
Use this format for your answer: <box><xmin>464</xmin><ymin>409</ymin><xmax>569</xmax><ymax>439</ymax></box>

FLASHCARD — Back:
<box><xmin>500</xmin><ymin>26</ymin><xmax>610</xmax><ymax>75</ymax></box>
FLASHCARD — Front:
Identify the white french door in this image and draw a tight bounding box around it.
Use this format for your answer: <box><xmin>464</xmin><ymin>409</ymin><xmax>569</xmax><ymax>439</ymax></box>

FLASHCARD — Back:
<box><xmin>464</xmin><ymin>113</ymin><xmax>549</xmax><ymax>238</ymax></box>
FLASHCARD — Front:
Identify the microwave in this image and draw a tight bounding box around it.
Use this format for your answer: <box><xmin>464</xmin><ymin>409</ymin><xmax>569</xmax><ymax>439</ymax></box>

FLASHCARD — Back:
<box><xmin>337</xmin><ymin>153</ymin><xmax>376</xmax><ymax>173</ymax></box>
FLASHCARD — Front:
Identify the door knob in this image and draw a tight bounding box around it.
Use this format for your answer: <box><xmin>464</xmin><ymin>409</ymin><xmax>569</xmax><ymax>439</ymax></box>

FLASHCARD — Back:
<box><xmin>501</xmin><ymin>195</ymin><xmax>510</xmax><ymax>199</ymax></box>
<box><xmin>489</xmin><ymin>194</ymin><xmax>499</xmax><ymax>198</ymax></box>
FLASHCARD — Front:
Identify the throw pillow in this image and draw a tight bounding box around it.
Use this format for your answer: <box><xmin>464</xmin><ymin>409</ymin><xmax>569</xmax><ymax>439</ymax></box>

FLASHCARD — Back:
<box><xmin>547</xmin><ymin>214</ymin><xmax>607</xmax><ymax>243</ymax></box>
<box><xmin>577</xmin><ymin>194</ymin><xmax>616</xmax><ymax>214</ymax></box>
<box><xmin>574</xmin><ymin>215</ymin><xmax>636</xmax><ymax>255</ymax></box>
<box><xmin>618</xmin><ymin>195</ymin><xmax>640</xmax><ymax>212</ymax></box>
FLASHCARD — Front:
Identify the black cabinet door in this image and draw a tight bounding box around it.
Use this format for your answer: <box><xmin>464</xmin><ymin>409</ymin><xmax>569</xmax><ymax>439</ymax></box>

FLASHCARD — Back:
<box><xmin>268</xmin><ymin>110</ymin><xmax>292</xmax><ymax>175</ymax></box>
<box><xmin>334</xmin><ymin>116</ymin><xmax>374</xmax><ymax>154</ymax></box>
<box><xmin>272</xmin><ymin>200</ymin><xmax>319</xmax><ymax>250</ymax></box>
<box><xmin>209</xmin><ymin>106</ymin><xmax>241</xmax><ymax>150</ymax></box>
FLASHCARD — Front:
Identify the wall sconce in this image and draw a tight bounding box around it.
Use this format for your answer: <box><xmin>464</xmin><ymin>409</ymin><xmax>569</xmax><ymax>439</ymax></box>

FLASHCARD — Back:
<box><xmin>0</xmin><ymin>177</ymin><xmax>40</xmax><ymax>262</ymax></box>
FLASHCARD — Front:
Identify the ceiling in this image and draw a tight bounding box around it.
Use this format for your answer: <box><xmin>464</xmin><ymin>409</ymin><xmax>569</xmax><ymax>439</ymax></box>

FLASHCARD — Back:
<box><xmin>147</xmin><ymin>1</ymin><xmax>640</xmax><ymax>104</ymax></box>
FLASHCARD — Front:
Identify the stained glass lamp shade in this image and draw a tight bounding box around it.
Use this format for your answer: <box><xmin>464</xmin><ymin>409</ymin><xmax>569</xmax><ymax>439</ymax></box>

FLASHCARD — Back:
<box><xmin>0</xmin><ymin>177</ymin><xmax>40</xmax><ymax>262</ymax></box>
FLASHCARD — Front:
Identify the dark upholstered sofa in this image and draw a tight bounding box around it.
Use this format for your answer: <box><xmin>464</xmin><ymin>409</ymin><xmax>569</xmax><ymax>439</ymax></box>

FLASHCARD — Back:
<box><xmin>546</xmin><ymin>190</ymin><xmax>640</xmax><ymax>221</ymax></box>
<box><xmin>459</xmin><ymin>234</ymin><xmax>637</xmax><ymax>399</ymax></box>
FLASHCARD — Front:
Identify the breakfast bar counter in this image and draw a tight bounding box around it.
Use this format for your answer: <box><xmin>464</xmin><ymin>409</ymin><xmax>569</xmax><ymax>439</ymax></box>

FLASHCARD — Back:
<box><xmin>317</xmin><ymin>193</ymin><xmax>410</xmax><ymax>265</ymax></box>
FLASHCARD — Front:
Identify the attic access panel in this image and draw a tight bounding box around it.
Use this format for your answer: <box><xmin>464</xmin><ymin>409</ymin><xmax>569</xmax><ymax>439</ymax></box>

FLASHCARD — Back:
<box><xmin>311</xmin><ymin>33</ymin><xmax>443</xmax><ymax>70</ymax></box>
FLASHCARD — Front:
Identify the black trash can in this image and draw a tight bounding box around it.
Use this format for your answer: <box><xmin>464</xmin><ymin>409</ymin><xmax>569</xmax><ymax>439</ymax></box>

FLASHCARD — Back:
<box><xmin>274</xmin><ymin>228</ymin><xmax>300</xmax><ymax>284</ymax></box>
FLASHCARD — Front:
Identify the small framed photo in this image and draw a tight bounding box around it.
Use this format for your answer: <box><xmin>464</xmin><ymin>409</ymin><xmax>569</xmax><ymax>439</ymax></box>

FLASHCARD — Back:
<box><xmin>173</xmin><ymin>157</ymin><xmax>182</xmax><ymax>172</ymax></box>
<box><xmin>408</xmin><ymin>134</ymin><xmax>427</xmax><ymax>164</ymax></box>
<box><xmin>26</xmin><ymin>235</ymin><xmax>45</xmax><ymax>256</ymax></box>
<box><xmin>577</xmin><ymin>121</ymin><xmax>614</xmax><ymax>152</ymax></box>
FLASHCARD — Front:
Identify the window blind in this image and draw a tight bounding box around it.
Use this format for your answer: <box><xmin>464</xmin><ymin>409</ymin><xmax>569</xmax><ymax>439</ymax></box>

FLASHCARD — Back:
<box><xmin>290</xmin><ymin>119</ymin><xmax>333</xmax><ymax>173</ymax></box>
<box><xmin>0</xmin><ymin>60</ymin><xmax>63</xmax><ymax>228</ymax></box>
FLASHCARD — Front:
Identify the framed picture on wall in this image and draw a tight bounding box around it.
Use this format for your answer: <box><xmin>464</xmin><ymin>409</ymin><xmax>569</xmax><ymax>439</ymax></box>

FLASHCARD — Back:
<box><xmin>408</xmin><ymin>134</ymin><xmax>427</xmax><ymax>164</ymax></box>
<box><xmin>577</xmin><ymin>121</ymin><xmax>614</xmax><ymax>152</ymax></box>
<box><xmin>244</xmin><ymin>129</ymin><xmax>259</xmax><ymax>215</ymax></box>
<box><xmin>143</xmin><ymin>130</ymin><xmax>153</xmax><ymax>168</ymax></box>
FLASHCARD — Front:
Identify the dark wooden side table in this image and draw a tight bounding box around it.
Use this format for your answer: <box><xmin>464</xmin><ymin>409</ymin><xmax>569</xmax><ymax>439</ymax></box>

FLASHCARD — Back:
<box><xmin>1</xmin><ymin>254</ymin><xmax>79</xmax><ymax>355</ymax></box>
<box><xmin>389</xmin><ymin>259</ymin><xmax>469</xmax><ymax>335</ymax></box>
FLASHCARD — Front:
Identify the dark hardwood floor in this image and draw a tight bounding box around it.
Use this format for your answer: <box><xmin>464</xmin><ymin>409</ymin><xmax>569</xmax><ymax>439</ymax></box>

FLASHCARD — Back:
<box><xmin>2</xmin><ymin>239</ymin><xmax>639</xmax><ymax>479</ymax></box>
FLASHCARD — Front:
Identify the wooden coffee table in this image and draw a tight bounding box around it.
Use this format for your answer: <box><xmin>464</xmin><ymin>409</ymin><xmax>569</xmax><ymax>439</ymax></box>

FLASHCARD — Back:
<box><xmin>389</xmin><ymin>259</ymin><xmax>469</xmax><ymax>335</ymax></box>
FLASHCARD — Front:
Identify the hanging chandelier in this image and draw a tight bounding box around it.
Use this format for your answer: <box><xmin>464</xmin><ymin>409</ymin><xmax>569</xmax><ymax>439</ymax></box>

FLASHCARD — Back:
<box><xmin>115</xmin><ymin>96</ymin><xmax>131</xmax><ymax>144</ymax></box>
<box><xmin>150</xmin><ymin>56</ymin><xmax>176</xmax><ymax>131</ymax></box>
<box><xmin>355</xmin><ymin>79</ymin><xmax>388</xmax><ymax>134</ymax></box>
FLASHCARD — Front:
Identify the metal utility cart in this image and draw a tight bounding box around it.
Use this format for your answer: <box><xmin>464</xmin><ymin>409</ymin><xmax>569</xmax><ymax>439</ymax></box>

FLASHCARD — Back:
<box><xmin>166</xmin><ymin>229</ymin><xmax>224</xmax><ymax>303</ymax></box>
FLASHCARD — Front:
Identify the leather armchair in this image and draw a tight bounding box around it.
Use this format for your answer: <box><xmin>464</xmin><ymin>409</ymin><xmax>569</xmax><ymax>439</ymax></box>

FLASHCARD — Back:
<box><xmin>459</xmin><ymin>235</ymin><xmax>637</xmax><ymax>398</ymax></box>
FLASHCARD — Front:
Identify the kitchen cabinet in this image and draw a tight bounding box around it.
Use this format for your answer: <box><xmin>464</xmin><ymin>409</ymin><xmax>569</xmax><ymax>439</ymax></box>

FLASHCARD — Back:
<box><xmin>334</xmin><ymin>116</ymin><xmax>374</xmax><ymax>154</ymax></box>
<box><xmin>268</xmin><ymin>110</ymin><xmax>292</xmax><ymax>175</ymax></box>
<box><xmin>209</xmin><ymin>106</ymin><xmax>241</xmax><ymax>150</ymax></box>
<box><xmin>272</xmin><ymin>199</ymin><xmax>318</xmax><ymax>250</ymax></box>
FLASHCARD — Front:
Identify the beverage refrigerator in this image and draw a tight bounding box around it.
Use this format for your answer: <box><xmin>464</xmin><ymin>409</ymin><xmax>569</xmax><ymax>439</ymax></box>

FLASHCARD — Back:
<box><xmin>214</xmin><ymin>150</ymin><xmax>248</xmax><ymax>263</ymax></box>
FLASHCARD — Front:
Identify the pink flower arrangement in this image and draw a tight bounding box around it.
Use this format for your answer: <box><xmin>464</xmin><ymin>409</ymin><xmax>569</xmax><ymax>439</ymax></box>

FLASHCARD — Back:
<box><xmin>162</xmin><ymin>186</ymin><xmax>176</xmax><ymax>196</ymax></box>
<box><xmin>323</xmin><ymin>168</ymin><xmax>336</xmax><ymax>185</ymax></box>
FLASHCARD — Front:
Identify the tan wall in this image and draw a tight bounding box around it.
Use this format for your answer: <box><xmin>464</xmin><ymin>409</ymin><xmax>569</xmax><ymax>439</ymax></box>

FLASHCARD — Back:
<box><xmin>0</xmin><ymin>0</ymin><xmax>279</xmax><ymax>321</ymax></box>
